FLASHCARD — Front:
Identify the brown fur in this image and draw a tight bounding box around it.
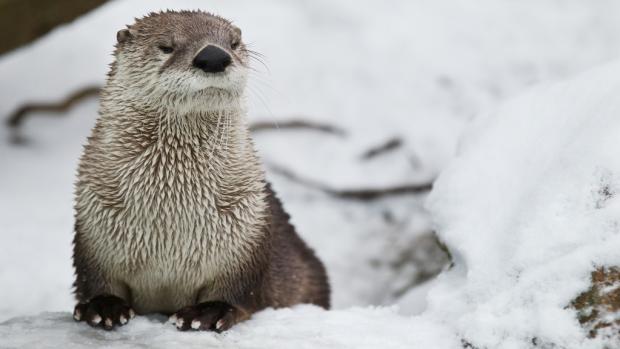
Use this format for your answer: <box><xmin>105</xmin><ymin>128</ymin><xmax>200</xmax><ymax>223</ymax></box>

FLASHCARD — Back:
<box><xmin>72</xmin><ymin>10</ymin><xmax>329</xmax><ymax>331</ymax></box>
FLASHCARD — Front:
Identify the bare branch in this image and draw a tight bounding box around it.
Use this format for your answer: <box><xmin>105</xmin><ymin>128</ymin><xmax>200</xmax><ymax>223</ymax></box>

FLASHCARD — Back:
<box><xmin>267</xmin><ymin>162</ymin><xmax>433</xmax><ymax>201</ymax></box>
<box><xmin>249</xmin><ymin>120</ymin><xmax>346</xmax><ymax>137</ymax></box>
<box><xmin>3</xmin><ymin>86</ymin><xmax>433</xmax><ymax>200</ymax></box>
<box><xmin>6</xmin><ymin>90</ymin><xmax>346</xmax><ymax>142</ymax></box>
<box><xmin>6</xmin><ymin>85</ymin><xmax>101</xmax><ymax>128</ymax></box>
<box><xmin>361</xmin><ymin>137</ymin><xmax>403</xmax><ymax>160</ymax></box>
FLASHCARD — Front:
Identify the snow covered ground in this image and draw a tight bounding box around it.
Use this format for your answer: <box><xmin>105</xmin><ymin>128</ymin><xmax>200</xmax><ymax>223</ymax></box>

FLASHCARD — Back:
<box><xmin>0</xmin><ymin>307</ymin><xmax>459</xmax><ymax>349</ymax></box>
<box><xmin>2</xmin><ymin>0</ymin><xmax>620</xmax><ymax>348</ymax></box>
<box><xmin>425</xmin><ymin>61</ymin><xmax>620</xmax><ymax>348</ymax></box>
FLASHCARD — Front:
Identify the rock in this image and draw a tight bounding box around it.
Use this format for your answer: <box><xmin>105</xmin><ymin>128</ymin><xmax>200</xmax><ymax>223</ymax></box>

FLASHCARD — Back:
<box><xmin>571</xmin><ymin>267</ymin><xmax>620</xmax><ymax>340</ymax></box>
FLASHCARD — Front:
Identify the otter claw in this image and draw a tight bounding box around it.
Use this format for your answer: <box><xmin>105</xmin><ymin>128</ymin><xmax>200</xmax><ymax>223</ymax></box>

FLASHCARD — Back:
<box><xmin>171</xmin><ymin>301</ymin><xmax>239</xmax><ymax>332</ymax></box>
<box><xmin>73</xmin><ymin>295</ymin><xmax>133</xmax><ymax>330</ymax></box>
<box><xmin>91</xmin><ymin>314</ymin><xmax>102</xmax><ymax>325</ymax></box>
<box><xmin>168</xmin><ymin>314</ymin><xmax>177</xmax><ymax>324</ymax></box>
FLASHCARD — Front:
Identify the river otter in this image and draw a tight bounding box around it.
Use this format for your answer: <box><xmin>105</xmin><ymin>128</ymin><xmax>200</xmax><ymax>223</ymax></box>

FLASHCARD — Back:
<box><xmin>72</xmin><ymin>10</ymin><xmax>330</xmax><ymax>332</ymax></box>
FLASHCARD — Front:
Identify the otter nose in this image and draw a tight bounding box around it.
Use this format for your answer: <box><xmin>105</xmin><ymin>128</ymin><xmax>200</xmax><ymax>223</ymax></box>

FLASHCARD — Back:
<box><xmin>193</xmin><ymin>45</ymin><xmax>232</xmax><ymax>73</ymax></box>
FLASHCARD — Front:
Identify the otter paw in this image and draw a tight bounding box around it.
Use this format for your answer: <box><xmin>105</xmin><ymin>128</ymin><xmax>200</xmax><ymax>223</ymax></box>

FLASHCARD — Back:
<box><xmin>73</xmin><ymin>295</ymin><xmax>135</xmax><ymax>330</ymax></box>
<box><xmin>169</xmin><ymin>301</ymin><xmax>238</xmax><ymax>332</ymax></box>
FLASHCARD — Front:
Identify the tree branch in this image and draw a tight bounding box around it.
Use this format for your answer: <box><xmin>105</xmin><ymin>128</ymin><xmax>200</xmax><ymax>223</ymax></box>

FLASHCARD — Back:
<box><xmin>250</xmin><ymin>120</ymin><xmax>346</xmax><ymax>137</ymax></box>
<box><xmin>6</xmin><ymin>85</ymin><xmax>101</xmax><ymax>128</ymax></box>
<box><xmin>267</xmin><ymin>162</ymin><xmax>433</xmax><ymax>201</ymax></box>
<box><xmin>361</xmin><ymin>137</ymin><xmax>403</xmax><ymax>160</ymax></box>
<box><xmin>5</xmin><ymin>86</ymin><xmax>346</xmax><ymax>141</ymax></box>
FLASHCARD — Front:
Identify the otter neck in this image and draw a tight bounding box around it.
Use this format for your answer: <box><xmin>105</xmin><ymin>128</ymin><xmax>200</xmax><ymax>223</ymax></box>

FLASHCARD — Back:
<box><xmin>98</xmin><ymin>94</ymin><xmax>266</xmax><ymax>200</ymax></box>
<box><xmin>156</xmin><ymin>105</ymin><xmax>262</xmax><ymax>180</ymax></box>
<box><xmin>158</xmin><ymin>107</ymin><xmax>260</xmax><ymax>174</ymax></box>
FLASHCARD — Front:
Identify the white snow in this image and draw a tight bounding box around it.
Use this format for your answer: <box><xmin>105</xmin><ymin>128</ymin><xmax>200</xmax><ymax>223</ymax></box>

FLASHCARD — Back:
<box><xmin>423</xmin><ymin>62</ymin><xmax>620</xmax><ymax>348</ymax></box>
<box><xmin>2</xmin><ymin>0</ymin><xmax>620</xmax><ymax>347</ymax></box>
<box><xmin>0</xmin><ymin>307</ymin><xmax>458</xmax><ymax>349</ymax></box>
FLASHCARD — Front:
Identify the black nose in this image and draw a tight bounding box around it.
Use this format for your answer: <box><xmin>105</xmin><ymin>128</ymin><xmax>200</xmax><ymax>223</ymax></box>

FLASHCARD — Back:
<box><xmin>192</xmin><ymin>45</ymin><xmax>232</xmax><ymax>73</ymax></box>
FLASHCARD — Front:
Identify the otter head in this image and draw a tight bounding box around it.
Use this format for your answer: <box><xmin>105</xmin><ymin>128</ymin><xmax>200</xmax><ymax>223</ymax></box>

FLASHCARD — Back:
<box><xmin>111</xmin><ymin>11</ymin><xmax>249</xmax><ymax>113</ymax></box>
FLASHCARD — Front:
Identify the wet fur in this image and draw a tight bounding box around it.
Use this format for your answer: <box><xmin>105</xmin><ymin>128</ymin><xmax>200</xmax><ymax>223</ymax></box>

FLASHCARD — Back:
<box><xmin>73</xmin><ymin>10</ymin><xmax>329</xmax><ymax>322</ymax></box>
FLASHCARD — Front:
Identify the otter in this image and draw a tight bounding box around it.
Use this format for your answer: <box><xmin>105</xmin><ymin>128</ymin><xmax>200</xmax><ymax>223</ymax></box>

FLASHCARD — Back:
<box><xmin>71</xmin><ymin>10</ymin><xmax>330</xmax><ymax>332</ymax></box>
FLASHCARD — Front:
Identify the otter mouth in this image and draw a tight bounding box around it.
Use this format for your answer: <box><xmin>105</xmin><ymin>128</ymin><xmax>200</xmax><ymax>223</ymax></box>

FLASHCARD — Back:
<box><xmin>189</xmin><ymin>86</ymin><xmax>242</xmax><ymax>101</ymax></box>
<box><xmin>201</xmin><ymin>86</ymin><xmax>230</xmax><ymax>93</ymax></box>
<box><xmin>158</xmin><ymin>67</ymin><xmax>245</xmax><ymax>100</ymax></box>
<box><xmin>196</xmin><ymin>86</ymin><xmax>238</xmax><ymax>96</ymax></box>
<box><xmin>190</xmin><ymin>70</ymin><xmax>241</xmax><ymax>94</ymax></box>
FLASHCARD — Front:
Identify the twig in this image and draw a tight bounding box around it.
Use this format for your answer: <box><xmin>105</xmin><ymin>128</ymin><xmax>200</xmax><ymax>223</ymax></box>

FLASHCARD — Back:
<box><xmin>6</xmin><ymin>89</ymin><xmax>346</xmax><ymax>140</ymax></box>
<box><xmin>361</xmin><ymin>137</ymin><xmax>403</xmax><ymax>160</ymax></box>
<box><xmin>249</xmin><ymin>120</ymin><xmax>346</xmax><ymax>137</ymax></box>
<box><xmin>4</xmin><ymin>86</ymin><xmax>432</xmax><ymax>199</ymax></box>
<box><xmin>267</xmin><ymin>162</ymin><xmax>433</xmax><ymax>201</ymax></box>
<box><xmin>6</xmin><ymin>85</ymin><xmax>101</xmax><ymax>128</ymax></box>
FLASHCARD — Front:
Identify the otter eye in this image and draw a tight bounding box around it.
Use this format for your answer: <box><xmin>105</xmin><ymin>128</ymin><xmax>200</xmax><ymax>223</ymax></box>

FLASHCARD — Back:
<box><xmin>231</xmin><ymin>40</ymin><xmax>240</xmax><ymax>50</ymax></box>
<box><xmin>158</xmin><ymin>45</ymin><xmax>174</xmax><ymax>54</ymax></box>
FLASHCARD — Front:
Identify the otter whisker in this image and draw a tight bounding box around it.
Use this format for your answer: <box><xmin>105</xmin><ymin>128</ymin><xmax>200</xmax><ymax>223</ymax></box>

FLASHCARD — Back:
<box><xmin>242</xmin><ymin>46</ymin><xmax>266</xmax><ymax>60</ymax></box>
<box><xmin>224</xmin><ymin>113</ymin><xmax>231</xmax><ymax>157</ymax></box>
<box><xmin>242</xmin><ymin>46</ymin><xmax>269</xmax><ymax>72</ymax></box>
<box><xmin>205</xmin><ymin>113</ymin><xmax>223</xmax><ymax>173</ymax></box>
<box><xmin>246</xmin><ymin>84</ymin><xmax>275</xmax><ymax>120</ymax></box>
<box><xmin>247</xmin><ymin>56</ymin><xmax>269</xmax><ymax>73</ymax></box>
<box><xmin>216</xmin><ymin>113</ymin><xmax>228</xmax><ymax>156</ymax></box>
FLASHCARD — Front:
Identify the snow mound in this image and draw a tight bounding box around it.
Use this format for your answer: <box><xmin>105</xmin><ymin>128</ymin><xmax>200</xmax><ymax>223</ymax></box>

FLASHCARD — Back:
<box><xmin>0</xmin><ymin>306</ymin><xmax>457</xmax><ymax>349</ymax></box>
<box><xmin>425</xmin><ymin>61</ymin><xmax>620</xmax><ymax>348</ymax></box>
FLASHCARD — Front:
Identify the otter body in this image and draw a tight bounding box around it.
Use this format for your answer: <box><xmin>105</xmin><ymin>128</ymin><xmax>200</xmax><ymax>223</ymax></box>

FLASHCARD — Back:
<box><xmin>72</xmin><ymin>11</ymin><xmax>329</xmax><ymax>331</ymax></box>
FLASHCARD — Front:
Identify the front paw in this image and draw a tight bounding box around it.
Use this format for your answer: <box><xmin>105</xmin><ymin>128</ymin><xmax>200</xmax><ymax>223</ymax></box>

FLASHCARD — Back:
<box><xmin>169</xmin><ymin>301</ymin><xmax>240</xmax><ymax>332</ymax></box>
<box><xmin>73</xmin><ymin>295</ymin><xmax>135</xmax><ymax>330</ymax></box>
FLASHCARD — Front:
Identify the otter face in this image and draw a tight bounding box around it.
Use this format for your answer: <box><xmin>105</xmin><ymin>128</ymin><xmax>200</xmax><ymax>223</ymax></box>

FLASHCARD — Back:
<box><xmin>112</xmin><ymin>11</ymin><xmax>250</xmax><ymax>112</ymax></box>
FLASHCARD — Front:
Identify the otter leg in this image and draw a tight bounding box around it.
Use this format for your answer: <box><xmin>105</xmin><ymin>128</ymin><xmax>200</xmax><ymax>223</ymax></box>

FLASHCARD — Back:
<box><xmin>169</xmin><ymin>301</ymin><xmax>250</xmax><ymax>332</ymax></box>
<box><xmin>73</xmin><ymin>295</ymin><xmax>135</xmax><ymax>330</ymax></box>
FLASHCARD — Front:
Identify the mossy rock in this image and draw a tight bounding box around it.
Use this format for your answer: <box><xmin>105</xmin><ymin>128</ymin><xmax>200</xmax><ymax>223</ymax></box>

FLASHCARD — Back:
<box><xmin>571</xmin><ymin>267</ymin><xmax>620</xmax><ymax>339</ymax></box>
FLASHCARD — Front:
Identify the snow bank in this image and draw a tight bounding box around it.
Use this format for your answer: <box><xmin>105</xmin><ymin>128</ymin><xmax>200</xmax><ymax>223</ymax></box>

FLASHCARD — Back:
<box><xmin>425</xmin><ymin>62</ymin><xmax>620</xmax><ymax>348</ymax></box>
<box><xmin>0</xmin><ymin>306</ymin><xmax>457</xmax><ymax>349</ymax></box>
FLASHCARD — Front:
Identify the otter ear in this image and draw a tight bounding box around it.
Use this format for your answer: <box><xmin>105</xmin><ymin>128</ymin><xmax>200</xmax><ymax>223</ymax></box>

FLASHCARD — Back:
<box><xmin>116</xmin><ymin>28</ymin><xmax>136</xmax><ymax>44</ymax></box>
<box><xmin>233</xmin><ymin>27</ymin><xmax>242</xmax><ymax>38</ymax></box>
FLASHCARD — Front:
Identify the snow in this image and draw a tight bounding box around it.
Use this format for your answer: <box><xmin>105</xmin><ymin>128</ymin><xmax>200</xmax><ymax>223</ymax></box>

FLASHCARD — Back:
<box><xmin>2</xmin><ymin>0</ymin><xmax>620</xmax><ymax>347</ymax></box>
<box><xmin>0</xmin><ymin>307</ymin><xmax>458</xmax><ymax>349</ymax></box>
<box><xmin>424</xmin><ymin>62</ymin><xmax>620</xmax><ymax>348</ymax></box>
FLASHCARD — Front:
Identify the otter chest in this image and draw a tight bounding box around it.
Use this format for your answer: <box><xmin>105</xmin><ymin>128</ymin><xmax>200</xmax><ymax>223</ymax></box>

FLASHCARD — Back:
<box><xmin>90</xmin><ymin>144</ymin><xmax>264</xmax><ymax>313</ymax></box>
